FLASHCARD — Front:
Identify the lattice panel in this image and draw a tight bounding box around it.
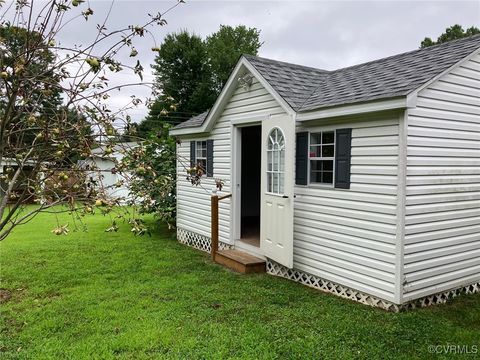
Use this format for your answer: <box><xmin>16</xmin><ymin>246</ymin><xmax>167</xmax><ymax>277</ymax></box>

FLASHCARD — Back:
<box><xmin>177</xmin><ymin>228</ymin><xmax>233</xmax><ymax>253</ymax></box>
<box><xmin>177</xmin><ymin>230</ymin><xmax>479</xmax><ymax>311</ymax></box>
<box><xmin>402</xmin><ymin>282</ymin><xmax>480</xmax><ymax>311</ymax></box>
<box><xmin>266</xmin><ymin>259</ymin><xmax>400</xmax><ymax>311</ymax></box>
<box><xmin>267</xmin><ymin>259</ymin><xmax>480</xmax><ymax>312</ymax></box>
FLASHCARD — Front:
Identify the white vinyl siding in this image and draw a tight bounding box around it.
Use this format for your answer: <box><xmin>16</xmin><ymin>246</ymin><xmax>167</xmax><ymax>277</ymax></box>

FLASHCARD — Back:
<box><xmin>176</xmin><ymin>75</ymin><xmax>286</xmax><ymax>244</ymax></box>
<box><xmin>294</xmin><ymin>114</ymin><xmax>400</xmax><ymax>302</ymax></box>
<box><xmin>403</xmin><ymin>52</ymin><xmax>480</xmax><ymax>301</ymax></box>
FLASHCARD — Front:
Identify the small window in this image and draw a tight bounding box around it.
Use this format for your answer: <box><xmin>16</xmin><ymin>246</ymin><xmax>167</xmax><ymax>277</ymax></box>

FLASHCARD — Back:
<box><xmin>309</xmin><ymin>131</ymin><xmax>335</xmax><ymax>185</ymax></box>
<box><xmin>195</xmin><ymin>140</ymin><xmax>207</xmax><ymax>174</ymax></box>
<box><xmin>266</xmin><ymin>128</ymin><xmax>285</xmax><ymax>194</ymax></box>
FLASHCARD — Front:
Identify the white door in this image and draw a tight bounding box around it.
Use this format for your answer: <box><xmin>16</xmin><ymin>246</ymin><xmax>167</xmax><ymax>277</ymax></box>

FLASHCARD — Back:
<box><xmin>260</xmin><ymin>115</ymin><xmax>295</xmax><ymax>268</ymax></box>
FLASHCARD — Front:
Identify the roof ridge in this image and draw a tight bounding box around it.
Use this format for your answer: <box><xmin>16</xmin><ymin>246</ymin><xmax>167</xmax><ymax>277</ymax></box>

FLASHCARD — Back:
<box><xmin>243</xmin><ymin>54</ymin><xmax>330</xmax><ymax>74</ymax></box>
<box><xmin>330</xmin><ymin>33</ymin><xmax>480</xmax><ymax>73</ymax></box>
<box><xmin>298</xmin><ymin>34</ymin><xmax>480</xmax><ymax>111</ymax></box>
<box><xmin>248</xmin><ymin>34</ymin><xmax>480</xmax><ymax>75</ymax></box>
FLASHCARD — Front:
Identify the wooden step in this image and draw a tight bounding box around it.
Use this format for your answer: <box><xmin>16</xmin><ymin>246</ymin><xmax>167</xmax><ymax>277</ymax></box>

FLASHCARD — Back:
<box><xmin>214</xmin><ymin>250</ymin><xmax>266</xmax><ymax>274</ymax></box>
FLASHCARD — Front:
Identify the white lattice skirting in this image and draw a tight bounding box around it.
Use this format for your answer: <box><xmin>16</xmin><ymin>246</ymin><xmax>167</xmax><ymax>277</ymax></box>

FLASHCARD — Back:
<box><xmin>266</xmin><ymin>259</ymin><xmax>480</xmax><ymax>312</ymax></box>
<box><xmin>177</xmin><ymin>228</ymin><xmax>233</xmax><ymax>253</ymax></box>
<box><xmin>177</xmin><ymin>228</ymin><xmax>479</xmax><ymax>311</ymax></box>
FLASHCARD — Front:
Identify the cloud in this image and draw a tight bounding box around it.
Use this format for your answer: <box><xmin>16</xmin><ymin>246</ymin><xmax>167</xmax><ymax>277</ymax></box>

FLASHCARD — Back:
<box><xmin>3</xmin><ymin>0</ymin><xmax>479</xmax><ymax>122</ymax></box>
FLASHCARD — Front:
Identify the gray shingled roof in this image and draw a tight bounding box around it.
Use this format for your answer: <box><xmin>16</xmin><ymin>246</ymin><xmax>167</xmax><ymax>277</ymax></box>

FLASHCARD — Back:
<box><xmin>243</xmin><ymin>56</ymin><xmax>328</xmax><ymax>109</ymax></box>
<box><xmin>175</xmin><ymin>35</ymin><xmax>480</xmax><ymax>129</ymax></box>
<box><xmin>174</xmin><ymin>110</ymin><xmax>209</xmax><ymax>129</ymax></box>
<box><xmin>300</xmin><ymin>34</ymin><xmax>480</xmax><ymax>111</ymax></box>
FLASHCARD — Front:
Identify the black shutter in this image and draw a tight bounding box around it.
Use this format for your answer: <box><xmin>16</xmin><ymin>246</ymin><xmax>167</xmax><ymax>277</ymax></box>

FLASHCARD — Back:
<box><xmin>206</xmin><ymin>139</ymin><xmax>214</xmax><ymax>177</ymax></box>
<box><xmin>190</xmin><ymin>141</ymin><xmax>196</xmax><ymax>168</ymax></box>
<box><xmin>295</xmin><ymin>132</ymin><xmax>309</xmax><ymax>185</ymax></box>
<box><xmin>335</xmin><ymin>128</ymin><xmax>352</xmax><ymax>189</ymax></box>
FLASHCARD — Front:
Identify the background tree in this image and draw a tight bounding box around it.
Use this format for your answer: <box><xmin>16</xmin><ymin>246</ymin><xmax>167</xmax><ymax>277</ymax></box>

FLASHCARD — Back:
<box><xmin>129</xmin><ymin>25</ymin><xmax>261</xmax><ymax>225</ymax></box>
<box><xmin>137</xmin><ymin>25</ymin><xmax>262</xmax><ymax>136</ymax></box>
<box><xmin>0</xmin><ymin>0</ymin><xmax>184</xmax><ymax>241</ymax></box>
<box><xmin>421</xmin><ymin>24</ymin><xmax>480</xmax><ymax>48</ymax></box>
<box><xmin>120</xmin><ymin>123</ymin><xmax>178</xmax><ymax>229</ymax></box>
<box><xmin>206</xmin><ymin>25</ymin><xmax>262</xmax><ymax>93</ymax></box>
<box><xmin>0</xmin><ymin>25</ymin><xmax>63</xmax><ymax>155</ymax></box>
<box><xmin>146</xmin><ymin>31</ymin><xmax>216</xmax><ymax>130</ymax></box>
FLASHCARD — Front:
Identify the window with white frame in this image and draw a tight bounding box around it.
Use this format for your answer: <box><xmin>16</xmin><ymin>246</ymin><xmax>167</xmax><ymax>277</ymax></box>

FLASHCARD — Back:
<box><xmin>309</xmin><ymin>131</ymin><xmax>335</xmax><ymax>185</ymax></box>
<box><xmin>267</xmin><ymin>128</ymin><xmax>285</xmax><ymax>194</ymax></box>
<box><xmin>195</xmin><ymin>140</ymin><xmax>207</xmax><ymax>173</ymax></box>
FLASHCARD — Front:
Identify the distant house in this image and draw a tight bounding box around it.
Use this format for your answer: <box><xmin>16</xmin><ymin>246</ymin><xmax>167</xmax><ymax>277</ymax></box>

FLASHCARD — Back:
<box><xmin>170</xmin><ymin>35</ymin><xmax>480</xmax><ymax>311</ymax></box>
<box><xmin>0</xmin><ymin>159</ymin><xmax>38</xmax><ymax>203</ymax></box>
<box><xmin>81</xmin><ymin>142</ymin><xmax>139</xmax><ymax>202</ymax></box>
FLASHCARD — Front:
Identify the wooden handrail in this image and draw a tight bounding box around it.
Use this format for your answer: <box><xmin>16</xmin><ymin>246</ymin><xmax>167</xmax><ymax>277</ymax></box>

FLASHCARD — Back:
<box><xmin>211</xmin><ymin>192</ymin><xmax>232</xmax><ymax>260</ymax></box>
<box><xmin>218</xmin><ymin>193</ymin><xmax>232</xmax><ymax>201</ymax></box>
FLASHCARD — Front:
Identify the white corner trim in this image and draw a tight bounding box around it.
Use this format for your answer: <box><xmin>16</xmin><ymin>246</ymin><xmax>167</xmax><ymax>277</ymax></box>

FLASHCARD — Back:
<box><xmin>394</xmin><ymin>110</ymin><xmax>408</xmax><ymax>304</ymax></box>
<box><xmin>406</xmin><ymin>93</ymin><xmax>417</xmax><ymax>108</ymax></box>
<box><xmin>296</xmin><ymin>97</ymin><xmax>407</xmax><ymax>122</ymax></box>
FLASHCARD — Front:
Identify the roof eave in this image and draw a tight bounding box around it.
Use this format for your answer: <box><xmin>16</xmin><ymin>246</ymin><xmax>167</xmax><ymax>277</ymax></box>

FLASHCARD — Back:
<box><xmin>296</xmin><ymin>96</ymin><xmax>410</xmax><ymax>122</ymax></box>
<box><xmin>169</xmin><ymin>125</ymin><xmax>208</xmax><ymax>136</ymax></box>
<box><xmin>170</xmin><ymin>95</ymin><xmax>411</xmax><ymax>133</ymax></box>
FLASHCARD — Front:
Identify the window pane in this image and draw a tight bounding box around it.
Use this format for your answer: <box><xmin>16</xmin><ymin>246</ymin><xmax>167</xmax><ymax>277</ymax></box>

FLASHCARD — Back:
<box><xmin>322</xmin><ymin>145</ymin><xmax>334</xmax><ymax>157</ymax></box>
<box><xmin>277</xmin><ymin>132</ymin><xmax>284</xmax><ymax>147</ymax></box>
<box><xmin>266</xmin><ymin>127</ymin><xmax>286</xmax><ymax>194</ymax></box>
<box><xmin>310</xmin><ymin>145</ymin><xmax>321</xmax><ymax>158</ymax></box>
<box><xmin>308</xmin><ymin>131</ymin><xmax>336</xmax><ymax>185</ymax></box>
<box><xmin>196</xmin><ymin>141</ymin><xmax>207</xmax><ymax>159</ymax></box>
<box><xmin>310</xmin><ymin>160</ymin><xmax>321</xmax><ymax>171</ymax></box>
<box><xmin>322</xmin><ymin>171</ymin><xmax>333</xmax><ymax>184</ymax></box>
<box><xmin>310</xmin><ymin>133</ymin><xmax>321</xmax><ymax>145</ymax></box>
<box><xmin>322</xmin><ymin>132</ymin><xmax>334</xmax><ymax>144</ymax></box>
<box><xmin>310</xmin><ymin>171</ymin><xmax>322</xmax><ymax>183</ymax></box>
<box><xmin>279</xmin><ymin>173</ymin><xmax>284</xmax><ymax>194</ymax></box>
<box><xmin>273</xmin><ymin>173</ymin><xmax>279</xmax><ymax>193</ymax></box>
<box><xmin>197</xmin><ymin>159</ymin><xmax>207</xmax><ymax>173</ymax></box>
<box><xmin>280</xmin><ymin>149</ymin><xmax>285</xmax><ymax>172</ymax></box>
<box><xmin>323</xmin><ymin>160</ymin><xmax>334</xmax><ymax>171</ymax></box>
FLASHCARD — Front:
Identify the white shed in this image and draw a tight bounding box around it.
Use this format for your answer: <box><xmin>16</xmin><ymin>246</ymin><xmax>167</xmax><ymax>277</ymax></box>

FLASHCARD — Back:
<box><xmin>82</xmin><ymin>142</ymin><xmax>139</xmax><ymax>203</ymax></box>
<box><xmin>170</xmin><ymin>35</ymin><xmax>480</xmax><ymax>311</ymax></box>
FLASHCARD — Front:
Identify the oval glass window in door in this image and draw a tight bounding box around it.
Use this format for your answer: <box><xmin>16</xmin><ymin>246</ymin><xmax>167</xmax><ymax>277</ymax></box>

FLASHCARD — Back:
<box><xmin>266</xmin><ymin>127</ymin><xmax>285</xmax><ymax>195</ymax></box>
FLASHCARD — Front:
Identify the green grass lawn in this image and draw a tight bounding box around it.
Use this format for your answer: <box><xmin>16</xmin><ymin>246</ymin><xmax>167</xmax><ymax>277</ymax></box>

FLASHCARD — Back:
<box><xmin>1</xmin><ymin>209</ymin><xmax>479</xmax><ymax>359</ymax></box>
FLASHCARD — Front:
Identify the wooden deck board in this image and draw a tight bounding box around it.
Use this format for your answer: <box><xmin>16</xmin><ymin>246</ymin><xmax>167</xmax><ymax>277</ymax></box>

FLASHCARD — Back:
<box><xmin>215</xmin><ymin>250</ymin><xmax>266</xmax><ymax>274</ymax></box>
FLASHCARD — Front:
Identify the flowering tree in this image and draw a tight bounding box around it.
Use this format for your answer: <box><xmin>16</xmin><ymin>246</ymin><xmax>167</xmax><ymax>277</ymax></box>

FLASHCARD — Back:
<box><xmin>0</xmin><ymin>0</ymin><xmax>185</xmax><ymax>240</ymax></box>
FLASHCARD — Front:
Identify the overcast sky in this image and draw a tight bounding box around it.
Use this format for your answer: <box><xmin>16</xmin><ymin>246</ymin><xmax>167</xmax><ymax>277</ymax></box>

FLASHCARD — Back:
<box><xmin>5</xmin><ymin>0</ymin><xmax>480</xmax><ymax>122</ymax></box>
